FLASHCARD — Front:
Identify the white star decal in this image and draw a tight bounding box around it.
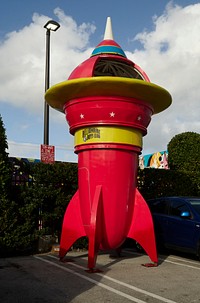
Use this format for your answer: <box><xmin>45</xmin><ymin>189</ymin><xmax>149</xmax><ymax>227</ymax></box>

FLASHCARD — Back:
<box><xmin>80</xmin><ymin>114</ymin><xmax>84</xmax><ymax>119</ymax></box>
<box><xmin>110</xmin><ymin>112</ymin><xmax>115</xmax><ymax>117</ymax></box>
<box><xmin>137</xmin><ymin>115</ymin><xmax>142</xmax><ymax>121</ymax></box>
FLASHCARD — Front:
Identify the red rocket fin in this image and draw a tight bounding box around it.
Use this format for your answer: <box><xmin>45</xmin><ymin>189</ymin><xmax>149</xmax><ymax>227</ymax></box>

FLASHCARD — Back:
<box><xmin>127</xmin><ymin>189</ymin><xmax>158</xmax><ymax>264</ymax></box>
<box><xmin>59</xmin><ymin>190</ymin><xmax>86</xmax><ymax>259</ymax></box>
<box><xmin>87</xmin><ymin>185</ymin><xmax>103</xmax><ymax>271</ymax></box>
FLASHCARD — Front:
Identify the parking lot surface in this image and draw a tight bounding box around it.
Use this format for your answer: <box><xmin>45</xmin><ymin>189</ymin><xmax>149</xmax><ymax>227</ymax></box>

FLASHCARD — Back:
<box><xmin>1</xmin><ymin>249</ymin><xmax>200</xmax><ymax>303</ymax></box>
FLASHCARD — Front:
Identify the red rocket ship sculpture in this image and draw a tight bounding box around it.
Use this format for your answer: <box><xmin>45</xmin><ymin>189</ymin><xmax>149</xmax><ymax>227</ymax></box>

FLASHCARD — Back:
<box><xmin>45</xmin><ymin>17</ymin><xmax>172</xmax><ymax>270</ymax></box>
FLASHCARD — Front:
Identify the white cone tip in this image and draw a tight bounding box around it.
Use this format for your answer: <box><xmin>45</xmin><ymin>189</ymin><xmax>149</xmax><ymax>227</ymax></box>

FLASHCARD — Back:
<box><xmin>104</xmin><ymin>17</ymin><xmax>114</xmax><ymax>40</ymax></box>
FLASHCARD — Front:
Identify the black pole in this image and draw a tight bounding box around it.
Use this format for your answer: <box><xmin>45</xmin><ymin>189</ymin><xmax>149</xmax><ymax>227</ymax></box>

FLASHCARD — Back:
<box><xmin>43</xmin><ymin>29</ymin><xmax>50</xmax><ymax>145</ymax></box>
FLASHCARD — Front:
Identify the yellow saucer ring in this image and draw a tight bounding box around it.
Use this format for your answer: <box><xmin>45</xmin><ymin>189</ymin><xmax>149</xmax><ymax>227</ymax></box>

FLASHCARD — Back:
<box><xmin>45</xmin><ymin>76</ymin><xmax>172</xmax><ymax>114</ymax></box>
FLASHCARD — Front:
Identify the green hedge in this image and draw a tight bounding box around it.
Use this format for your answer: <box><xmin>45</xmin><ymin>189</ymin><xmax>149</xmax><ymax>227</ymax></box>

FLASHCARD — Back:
<box><xmin>1</xmin><ymin>161</ymin><xmax>200</xmax><ymax>256</ymax></box>
<box><xmin>138</xmin><ymin>168</ymin><xmax>200</xmax><ymax>200</ymax></box>
<box><xmin>0</xmin><ymin>162</ymin><xmax>78</xmax><ymax>256</ymax></box>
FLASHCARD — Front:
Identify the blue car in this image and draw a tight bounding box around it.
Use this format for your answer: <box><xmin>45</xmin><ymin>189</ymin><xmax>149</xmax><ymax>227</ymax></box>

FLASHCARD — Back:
<box><xmin>147</xmin><ymin>196</ymin><xmax>200</xmax><ymax>258</ymax></box>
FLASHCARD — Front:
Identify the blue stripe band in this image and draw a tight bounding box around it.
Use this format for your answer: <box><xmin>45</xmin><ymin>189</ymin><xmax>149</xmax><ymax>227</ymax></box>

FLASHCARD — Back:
<box><xmin>91</xmin><ymin>45</ymin><xmax>126</xmax><ymax>57</ymax></box>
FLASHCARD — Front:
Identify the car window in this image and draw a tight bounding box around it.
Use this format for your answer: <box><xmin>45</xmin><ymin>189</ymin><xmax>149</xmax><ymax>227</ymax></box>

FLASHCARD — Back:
<box><xmin>169</xmin><ymin>200</ymin><xmax>190</xmax><ymax>217</ymax></box>
<box><xmin>189</xmin><ymin>200</ymin><xmax>200</xmax><ymax>216</ymax></box>
<box><xmin>148</xmin><ymin>199</ymin><xmax>169</xmax><ymax>214</ymax></box>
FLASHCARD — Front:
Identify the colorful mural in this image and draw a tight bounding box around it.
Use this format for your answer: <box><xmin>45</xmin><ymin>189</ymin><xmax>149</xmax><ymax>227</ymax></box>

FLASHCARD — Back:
<box><xmin>139</xmin><ymin>151</ymin><xmax>168</xmax><ymax>169</ymax></box>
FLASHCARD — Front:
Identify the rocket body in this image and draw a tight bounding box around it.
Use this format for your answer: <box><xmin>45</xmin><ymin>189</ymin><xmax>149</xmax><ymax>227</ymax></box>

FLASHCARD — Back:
<box><xmin>78</xmin><ymin>145</ymin><xmax>137</xmax><ymax>250</ymax></box>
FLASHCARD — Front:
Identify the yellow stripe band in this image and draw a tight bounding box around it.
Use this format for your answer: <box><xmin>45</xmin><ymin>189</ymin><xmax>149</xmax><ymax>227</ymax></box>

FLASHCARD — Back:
<box><xmin>74</xmin><ymin>126</ymin><xmax>142</xmax><ymax>147</ymax></box>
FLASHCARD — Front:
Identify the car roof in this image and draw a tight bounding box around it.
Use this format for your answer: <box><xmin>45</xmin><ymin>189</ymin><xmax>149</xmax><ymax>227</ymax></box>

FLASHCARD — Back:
<box><xmin>147</xmin><ymin>196</ymin><xmax>200</xmax><ymax>202</ymax></box>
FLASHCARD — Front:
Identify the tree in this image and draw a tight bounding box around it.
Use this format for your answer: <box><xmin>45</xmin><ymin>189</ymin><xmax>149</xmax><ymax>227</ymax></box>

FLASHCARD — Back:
<box><xmin>167</xmin><ymin>131</ymin><xmax>200</xmax><ymax>172</ymax></box>
<box><xmin>0</xmin><ymin>115</ymin><xmax>15</xmax><ymax>255</ymax></box>
<box><xmin>0</xmin><ymin>114</ymin><xmax>11</xmax><ymax>194</ymax></box>
<box><xmin>0</xmin><ymin>115</ymin><xmax>8</xmax><ymax>157</ymax></box>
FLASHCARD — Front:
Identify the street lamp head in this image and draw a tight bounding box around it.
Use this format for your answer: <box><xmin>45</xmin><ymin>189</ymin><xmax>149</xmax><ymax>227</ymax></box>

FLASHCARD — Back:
<box><xmin>44</xmin><ymin>20</ymin><xmax>60</xmax><ymax>31</ymax></box>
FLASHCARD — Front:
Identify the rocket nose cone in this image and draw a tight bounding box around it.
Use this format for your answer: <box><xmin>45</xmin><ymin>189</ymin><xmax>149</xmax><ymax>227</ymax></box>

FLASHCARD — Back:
<box><xmin>104</xmin><ymin>17</ymin><xmax>114</xmax><ymax>40</ymax></box>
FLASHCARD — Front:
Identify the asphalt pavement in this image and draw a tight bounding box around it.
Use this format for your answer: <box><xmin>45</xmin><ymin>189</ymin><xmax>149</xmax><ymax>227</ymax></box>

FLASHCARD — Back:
<box><xmin>1</xmin><ymin>249</ymin><xmax>200</xmax><ymax>303</ymax></box>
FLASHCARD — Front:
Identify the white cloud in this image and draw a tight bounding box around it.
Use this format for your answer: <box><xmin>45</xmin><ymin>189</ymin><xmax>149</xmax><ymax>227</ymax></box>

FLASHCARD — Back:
<box><xmin>0</xmin><ymin>8</ymin><xmax>95</xmax><ymax>113</ymax></box>
<box><xmin>127</xmin><ymin>2</ymin><xmax>200</xmax><ymax>154</ymax></box>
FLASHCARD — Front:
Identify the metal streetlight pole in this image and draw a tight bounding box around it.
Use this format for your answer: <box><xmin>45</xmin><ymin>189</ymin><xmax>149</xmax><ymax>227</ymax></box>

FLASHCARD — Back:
<box><xmin>43</xmin><ymin>20</ymin><xmax>60</xmax><ymax>145</ymax></box>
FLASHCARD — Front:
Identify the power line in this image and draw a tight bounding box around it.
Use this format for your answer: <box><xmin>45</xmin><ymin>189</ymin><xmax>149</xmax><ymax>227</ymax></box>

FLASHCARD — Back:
<box><xmin>7</xmin><ymin>141</ymin><xmax>74</xmax><ymax>151</ymax></box>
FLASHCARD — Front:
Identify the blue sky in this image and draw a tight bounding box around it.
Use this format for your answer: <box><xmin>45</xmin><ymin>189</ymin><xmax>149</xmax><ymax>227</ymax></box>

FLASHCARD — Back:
<box><xmin>0</xmin><ymin>0</ymin><xmax>200</xmax><ymax>162</ymax></box>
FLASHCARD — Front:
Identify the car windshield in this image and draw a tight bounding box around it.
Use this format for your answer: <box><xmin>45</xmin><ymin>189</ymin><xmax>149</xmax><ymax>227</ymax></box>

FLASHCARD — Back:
<box><xmin>189</xmin><ymin>199</ymin><xmax>200</xmax><ymax>215</ymax></box>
